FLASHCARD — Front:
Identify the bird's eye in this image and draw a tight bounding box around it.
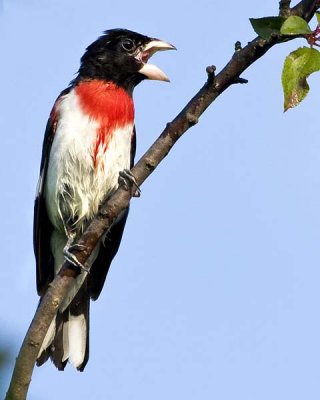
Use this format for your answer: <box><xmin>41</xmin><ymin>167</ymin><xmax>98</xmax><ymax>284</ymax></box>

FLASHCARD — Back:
<box><xmin>121</xmin><ymin>39</ymin><xmax>135</xmax><ymax>52</ymax></box>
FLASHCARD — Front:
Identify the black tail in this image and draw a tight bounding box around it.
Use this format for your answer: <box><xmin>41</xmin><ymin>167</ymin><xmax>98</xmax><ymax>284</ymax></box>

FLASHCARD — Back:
<box><xmin>37</xmin><ymin>287</ymin><xmax>90</xmax><ymax>371</ymax></box>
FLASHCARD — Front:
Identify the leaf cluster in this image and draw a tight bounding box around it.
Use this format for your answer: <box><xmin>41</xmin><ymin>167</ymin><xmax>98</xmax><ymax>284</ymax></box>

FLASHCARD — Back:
<box><xmin>250</xmin><ymin>13</ymin><xmax>320</xmax><ymax>110</ymax></box>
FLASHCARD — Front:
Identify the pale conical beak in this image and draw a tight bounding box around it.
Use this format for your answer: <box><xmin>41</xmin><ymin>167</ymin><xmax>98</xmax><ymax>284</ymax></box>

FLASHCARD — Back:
<box><xmin>138</xmin><ymin>39</ymin><xmax>176</xmax><ymax>82</ymax></box>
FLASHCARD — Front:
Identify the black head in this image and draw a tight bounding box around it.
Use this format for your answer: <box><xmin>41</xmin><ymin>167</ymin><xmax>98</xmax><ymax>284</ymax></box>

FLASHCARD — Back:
<box><xmin>76</xmin><ymin>28</ymin><xmax>175</xmax><ymax>93</ymax></box>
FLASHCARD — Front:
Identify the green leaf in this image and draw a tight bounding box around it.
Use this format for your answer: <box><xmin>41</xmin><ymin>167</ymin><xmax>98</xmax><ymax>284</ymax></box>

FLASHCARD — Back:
<box><xmin>282</xmin><ymin>47</ymin><xmax>320</xmax><ymax>111</ymax></box>
<box><xmin>280</xmin><ymin>16</ymin><xmax>311</xmax><ymax>35</ymax></box>
<box><xmin>316</xmin><ymin>12</ymin><xmax>320</xmax><ymax>25</ymax></box>
<box><xmin>250</xmin><ymin>17</ymin><xmax>285</xmax><ymax>39</ymax></box>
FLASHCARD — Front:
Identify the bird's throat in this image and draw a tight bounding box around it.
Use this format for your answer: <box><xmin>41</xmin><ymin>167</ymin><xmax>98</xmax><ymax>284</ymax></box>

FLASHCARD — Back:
<box><xmin>75</xmin><ymin>80</ymin><xmax>135</xmax><ymax>169</ymax></box>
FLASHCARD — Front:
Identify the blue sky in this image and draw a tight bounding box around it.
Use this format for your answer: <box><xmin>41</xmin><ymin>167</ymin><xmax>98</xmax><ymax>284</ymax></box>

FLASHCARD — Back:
<box><xmin>1</xmin><ymin>1</ymin><xmax>320</xmax><ymax>399</ymax></box>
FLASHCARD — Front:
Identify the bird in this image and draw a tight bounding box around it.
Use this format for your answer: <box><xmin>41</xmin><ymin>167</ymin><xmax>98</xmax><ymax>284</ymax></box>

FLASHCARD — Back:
<box><xmin>34</xmin><ymin>28</ymin><xmax>175</xmax><ymax>371</ymax></box>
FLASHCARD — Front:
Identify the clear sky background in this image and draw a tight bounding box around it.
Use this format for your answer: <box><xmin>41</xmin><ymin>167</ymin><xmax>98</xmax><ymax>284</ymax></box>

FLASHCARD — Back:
<box><xmin>1</xmin><ymin>1</ymin><xmax>320</xmax><ymax>399</ymax></box>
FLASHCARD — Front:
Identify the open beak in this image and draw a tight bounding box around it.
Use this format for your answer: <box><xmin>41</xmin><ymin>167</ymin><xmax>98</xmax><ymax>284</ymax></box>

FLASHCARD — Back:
<box><xmin>138</xmin><ymin>39</ymin><xmax>176</xmax><ymax>82</ymax></box>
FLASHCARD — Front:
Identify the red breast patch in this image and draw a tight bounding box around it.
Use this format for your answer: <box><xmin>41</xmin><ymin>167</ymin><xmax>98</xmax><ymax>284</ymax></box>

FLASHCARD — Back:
<box><xmin>75</xmin><ymin>80</ymin><xmax>134</xmax><ymax>168</ymax></box>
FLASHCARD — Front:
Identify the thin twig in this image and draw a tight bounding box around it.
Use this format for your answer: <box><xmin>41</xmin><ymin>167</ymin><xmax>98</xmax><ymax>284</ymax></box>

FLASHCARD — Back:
<box><xmin>279</xmin><ymin>0</ymin><xmax>292</xmax><ymax>16</ymax></box>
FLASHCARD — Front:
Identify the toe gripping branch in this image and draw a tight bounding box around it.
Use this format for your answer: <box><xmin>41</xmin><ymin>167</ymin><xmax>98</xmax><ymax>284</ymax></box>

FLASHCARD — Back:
<box><xmin>61</xmin><ymin>169</ymin><xmax>141</xmax><ymax>274</ymax></box>
<box><xmin>118</xmin><ymin>169</ymin><xmax>141</xmax><ymax>197</ymax></box>
<box><xmin>63</xmin><ymin>241</ymin><xmax>89</xmax><ymax>273</ymax></box>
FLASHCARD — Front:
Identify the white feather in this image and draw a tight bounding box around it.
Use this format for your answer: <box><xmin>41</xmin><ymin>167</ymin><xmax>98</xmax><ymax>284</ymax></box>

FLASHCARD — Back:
<box><xmin>38</xmin><ymin>317</ymin><xmax>56</xmax><ymax>357</ymax></box>
<box><xmin>62</xmin><ymin>313</ymin><xmax>87</xmax><ymax>368</ymax></box>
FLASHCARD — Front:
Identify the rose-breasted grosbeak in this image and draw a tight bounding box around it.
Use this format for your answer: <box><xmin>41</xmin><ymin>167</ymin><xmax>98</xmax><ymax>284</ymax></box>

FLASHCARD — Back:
<box><xmin>34</xmin><ymin>28</ymin><xmax>175</xmax><ymax>371</ymax></box>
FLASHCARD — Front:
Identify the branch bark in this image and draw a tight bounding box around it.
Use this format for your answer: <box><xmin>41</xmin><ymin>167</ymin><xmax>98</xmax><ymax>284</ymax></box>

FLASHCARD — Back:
<box><xmin>5</xmin><ymin>1</ymin><xmax>320</xmax><ymax>399</ymax></box>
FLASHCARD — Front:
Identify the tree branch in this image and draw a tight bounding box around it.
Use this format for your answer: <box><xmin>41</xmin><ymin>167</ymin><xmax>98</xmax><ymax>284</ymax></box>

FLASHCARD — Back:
<box><xmin>291</xmin><ymin>0</ymin><xmax>320</xmax><ymax>20</ymax></box>
<box><xmin>5</xmin><ymin>1</ymin><xmax>320</xmax><ymax>399</ymax></box>
<box><xmin>280</xmin><ymin>0</ymin><xmax>292</xmax><ymax>17</ymax></box>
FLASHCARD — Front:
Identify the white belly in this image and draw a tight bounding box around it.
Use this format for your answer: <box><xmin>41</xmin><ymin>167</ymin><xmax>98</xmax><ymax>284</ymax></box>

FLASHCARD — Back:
<box><xmin>45</xmin><ymin>89</ymin><xmax>133</xmax><ymax>233</ymax></box>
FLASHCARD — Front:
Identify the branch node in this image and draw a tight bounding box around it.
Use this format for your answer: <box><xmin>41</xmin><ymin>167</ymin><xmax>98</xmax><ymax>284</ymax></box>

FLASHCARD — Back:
<box><xmin>52</xmin><ymin>298</ymin><xmax>60</xmax><ymax>308</ymax></box>
<box><xmin>233</xmin><ymin>77</ymin><xmax>249</xmax><ymax>85</ymax></box>
<box><xmin>206</xmin><ymin>65</ymin><xmax>216</xmax><ymax>84</ymax></box>
<box><xmin>279</xmin><ymin>0</ymin><xmax>291</xmax><ymax>16</ymax></box>
<box><xmin>234</xmin><ymin>41</ymin><xmax>242</xmax><ymax>52</ymax></box>
<box><xmin>145</xmin><ymin>158</ymin><xmax>157</xmax><ymax>172</ymax></box>
<box><xmin>99</xmin><ymin>207</ymin><xmax>111</xmax><ymax>217</ymax></box>
<box><xmin>186</xmin><ymin>112</ymin><xmax>199</xmax><ymax>126</ymax></box>
<box><xmin>270</xmin><ymin>32</ymin><xmax>278</xmax><ymax>40</ymax></box>
<box><xmin>28</xmin><ymin>340</ymin><xmax>39</xmax><ymax>348</ymax></box>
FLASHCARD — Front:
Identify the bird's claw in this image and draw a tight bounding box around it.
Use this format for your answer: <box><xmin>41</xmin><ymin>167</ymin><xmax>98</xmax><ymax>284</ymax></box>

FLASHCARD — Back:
<box><xmin>118</xmin><ymin>169</ymin><xmax>141</xmax><ymax>197</ymax></box>
<box><xmin>63</xmin><ymin>246</ymin><xmax>89</xmax><ymax>273</ymax></box>
<box><xmin>68</xmin><ymin>243</ymin><xmax>87</xmax><ymax>252</ymax></box>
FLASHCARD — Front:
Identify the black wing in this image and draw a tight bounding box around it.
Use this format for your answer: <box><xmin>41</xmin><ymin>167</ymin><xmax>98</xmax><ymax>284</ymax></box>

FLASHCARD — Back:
<box><xmin>88</xmin><ymin>126</ymin><xmax>137</xmax><ymax>300</ymax></box>
<box><xmin>34</xmin><ymin>88</ymin><xmax>70</xmax><ymax>296</ymax></box>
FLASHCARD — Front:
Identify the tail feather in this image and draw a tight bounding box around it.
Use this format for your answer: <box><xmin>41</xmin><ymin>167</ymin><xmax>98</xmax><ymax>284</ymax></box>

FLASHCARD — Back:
<box><xmin>36</xmin><ymin>346</ymin><xmax>50</xmax><ymax>367</ymax></box>
<box><xmin>37</xmin><ymin>287</ymin><xmax>90</xmax><ymax>371</ymax></box>
<box><xmin>36</xmin><ymin>316</ymin><xmax>56</xmax><ymax>366</ymax></box>
<box><xmin>62</xmin><ymin>313</ymin><xmax>88</xmax><ymax>370</ymax></box>
<box><xmin>51</xmin><ymin>311</ymin><xmax>68</xmax><ymax>370</ymax></box>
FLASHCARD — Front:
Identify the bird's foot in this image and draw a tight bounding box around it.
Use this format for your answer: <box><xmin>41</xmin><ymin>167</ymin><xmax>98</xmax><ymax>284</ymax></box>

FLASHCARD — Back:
<box><xmin>63</xmin><ymin>244</ymin><xmax>89</xmax><ymax>273</ymax></box>
<box><xmin>118</xmin><ymin>169</ymin><xmax>141</xmax><ymax>197</ymax></box>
